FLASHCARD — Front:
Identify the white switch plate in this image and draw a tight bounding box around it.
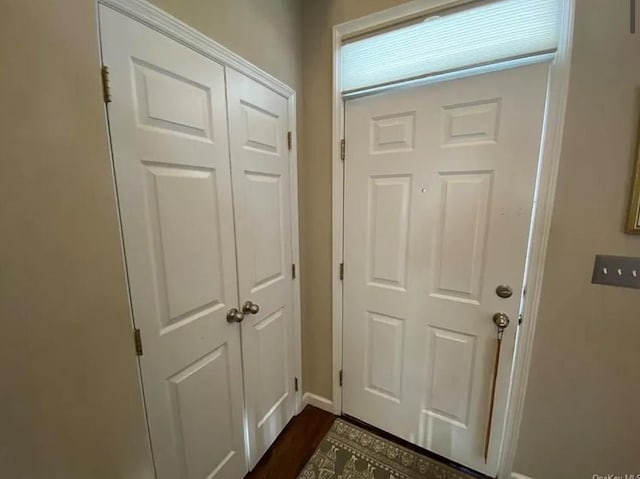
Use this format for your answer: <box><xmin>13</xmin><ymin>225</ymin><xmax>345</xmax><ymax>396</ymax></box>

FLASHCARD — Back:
<box><xmin>592</xmin><ymin>255</ymin><xmax>640</xmax><ymax>289</ymax></box>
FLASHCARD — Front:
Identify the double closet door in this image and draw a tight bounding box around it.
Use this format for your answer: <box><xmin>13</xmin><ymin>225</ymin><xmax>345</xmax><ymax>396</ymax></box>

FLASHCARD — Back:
<box><xmin>101</xmin><ymin>6</ymin><xmax>296</xmax><ymax>479</ymax></box>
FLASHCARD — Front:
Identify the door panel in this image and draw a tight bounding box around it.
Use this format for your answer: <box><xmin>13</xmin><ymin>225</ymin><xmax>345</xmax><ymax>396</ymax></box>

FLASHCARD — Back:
<box><xmin>367</xmin><ymin>175</ymin><xmax>412</xmax><ymax>290</ymax></box>
<box><xmin>424</xmin><ymin>327</ymin><xmax>476</xmax><ymax>426</ymax></box>
<box><xmin>132</xmin><ymin>60</ymin><xmax>214</xmax><ymax>140</ymax></box>
<box><xmin>167</xmin><ymin>345</ymin><xmax>235</xmax><ymax>479</ymax></box>
<box><xmin>145</xmin><ymin>165</ymin><xmax>225</xmax><ymax>322</ymax></box>
<box><xmin>343</xmin><ymin>63</ymin><xmax>549</xmax><ymax>476</ymax></box>
<box><xmin>100</xmin><ymin>7</ymin><xmax>246</xmax><ymax>479</ymax></box>
<box><xmin>226</xmin><ymin>69</ymin><xmax>296</xmax><ymax>468</ymax></box>
<box><xmin>433</xmin><ymin>172</ymin><xmax>492</xmax><ymax>302</ymax></box>
<box><xmin>244</xmin><ymin>172</ymin><xmax>286</xmax><ymax>290</ymax></box>
<box><xmin>365</xmin><ymin>312</ymin><xmax>405</xmax><ymax>401</ymax></box>
<box><xmin>254</xmin><ymin>309</ymin><xmax>288</xmax><ymax>423</ymax></box>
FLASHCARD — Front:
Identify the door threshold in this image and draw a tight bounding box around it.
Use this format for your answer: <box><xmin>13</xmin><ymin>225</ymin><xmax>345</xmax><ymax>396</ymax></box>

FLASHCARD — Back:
<box><xmin>341</xmin><ymin>414</ymin><xmax>492</xmax><ymax>479</ymax></box>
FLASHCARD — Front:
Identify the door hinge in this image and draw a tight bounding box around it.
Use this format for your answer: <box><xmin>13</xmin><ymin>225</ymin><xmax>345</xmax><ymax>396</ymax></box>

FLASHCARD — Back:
<box><xmin>339</xmin><ymin>262</ymin><xmax>344</xmax><ymax>280</ymax></box>
<box><xmin>294</xmin><ymin>377</ymin><xmax>299</xmax><ymax>392</ymax></box>
<box><xmin>340</xmin><ymin>139</ymin><xmax>345</xmax><ymax>161</ymax></box>
<box><xmin>292</xmin><ymin>263</ymin><xmax>296</xmax><ymax>280</ymax></box>
<box><xmin>134</xmin><ymin>328</ymin><xmax>143</xmax><ymax>356</ymax></box>
<box><xmin>339</xmin><ymin>369</ymin><xmax>343</xmax><ymax>387</ymax></box>
<box><xmin>287</xmin><ymin>131</ymin><xmax>292</xmax><ymax>150</ymax></box>
<box><xmin>101</xmin><ymin>65</ymin><xmax>112</xmax><ymax>104</ymax></box>
<box><xmin>518</xmin><ymin>313</ymin><xmax>524</xmax><ymax>325</ymax></box>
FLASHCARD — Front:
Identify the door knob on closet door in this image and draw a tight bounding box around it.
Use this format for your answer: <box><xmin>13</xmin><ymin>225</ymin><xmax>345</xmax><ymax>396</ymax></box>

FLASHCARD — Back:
<box><xmin>242</xmin><ymin>301</ymin><xmax>260</xmax><ymax>315</ymax></box>
<box><xmin>226</xmin><ymin>308</ymin><xmax>245</xmax><ymax>323</ymax></box>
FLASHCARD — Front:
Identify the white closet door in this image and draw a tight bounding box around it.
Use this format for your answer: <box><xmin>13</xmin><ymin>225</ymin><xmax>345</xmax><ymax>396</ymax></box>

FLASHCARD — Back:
<box><xmin>226</xmin><ymin>69</ymin><xmax>296</xmax><ymax>468</ymax></box>
<box><xmin>343</xmin><ymin>63</ymin><xmax>549</xmax><ymax>476</ymax></box>
<box><xmin>100</xmin><ymin>7</ymin><xmax>247</xmax><ymax>479</ymax></box>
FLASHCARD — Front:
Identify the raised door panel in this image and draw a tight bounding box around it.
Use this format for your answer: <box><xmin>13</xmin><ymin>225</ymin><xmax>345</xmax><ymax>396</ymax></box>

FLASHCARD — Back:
<box><xmin>367</xmin><ymin>176</ymin><xmax>411</xmax><ymax>291</ymax></box>
<box><xmin>254</xmin><ymin>309</ymin><xmax>289</xmax><ymax>426</ymax></box>
<box><xmin>441</xmin><ymin>99</ymin><xmax>501</xmax><ymax>147</ymax></box>
<box><xmin>419</xmin><ymin>327</ymin><xmax>477</xmax><ymax>459</ymax></box>
<box><xmin>421</xmin><ymin>327</ymin><xmax>476</xmax><ymax>433</ymax></box>
<box><xmin>144</xmin><ymin>164</ymin><xmax>225</xmax><ymax>326</ymax></box>
<box><xmin>167</xmin><ymin>346</ymin><xmax>236</xmax><ymax>479</ymax></box>
<box><xmin>370</xmin><ymin>112</ymin><xmax>416</xmax><ymax>154</ymax></box>
<box><xmin>241</xmin><ymin>101</ymin><xmax>280</xmax><ymax>155</ymax></box>
<box><xmin>432</xmin><ymin>172</ymin><xmax>493</xmax><ymax>303</ymax></box>
<box><xmin>365</xmin><ymin>312</ymin><xmax>405</xmax><ymax>402</ymax></box>
<box><xmin>244</xmin><ymin>172</ymin><xmax>286</xmax><ymax>293</ymax></box>
<box><xmin>133</xmin><ymin>60</ymin><xmax>214</xmax><ymax>140</ymax></box>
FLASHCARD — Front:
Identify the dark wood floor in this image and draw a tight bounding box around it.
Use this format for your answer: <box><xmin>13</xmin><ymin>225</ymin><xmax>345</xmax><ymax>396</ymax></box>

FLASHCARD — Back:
<box><xmin>244</xmin><ymin>406</ymin><xmax>335</xmax><ymax>479</ymax></box>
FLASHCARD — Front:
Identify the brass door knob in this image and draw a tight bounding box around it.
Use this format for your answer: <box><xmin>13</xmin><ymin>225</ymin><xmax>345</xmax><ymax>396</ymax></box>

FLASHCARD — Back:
<box><xmin>492</xmin><ymin>312</ymin><xmax>510</xmax><ymax>329</ymax></box>
<box><xmin>226</xmin><ymin>308</ymin><xmax>245</xmax><ymax>323</ymax></box>
<box><xmin>242</xmin><ymin>301</ymin><xmax>260</xmax><ymax>315</ymax></box>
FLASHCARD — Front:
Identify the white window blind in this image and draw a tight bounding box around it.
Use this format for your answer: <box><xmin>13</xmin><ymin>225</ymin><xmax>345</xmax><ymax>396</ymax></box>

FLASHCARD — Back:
<box><xmin>341</xmin><ymin>0</ymin><xmax>561</xmax><ymax>93</ymax></box>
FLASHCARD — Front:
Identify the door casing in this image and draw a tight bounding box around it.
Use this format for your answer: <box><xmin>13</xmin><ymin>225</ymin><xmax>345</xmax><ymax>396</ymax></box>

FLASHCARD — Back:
<box><xmin>96</xmin><ymin>0</ymin><xmax>303</xmax><ymax>472</ymax></box>
<box><xmin>331</xmin><ymin>1</ymin><xmax>575</xmax><ymax>476</ymax></box>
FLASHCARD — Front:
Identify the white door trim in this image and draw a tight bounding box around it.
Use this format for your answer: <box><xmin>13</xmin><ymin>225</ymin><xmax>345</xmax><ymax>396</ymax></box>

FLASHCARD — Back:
<box><xmin>331</xmin><ymin>1</ymin><xmax>575</xmax><ymax>476</ymax></box>
<box><xmin>97</xmin><ymin>0</ymin><xmax>303</xmax><ymax>441</ymax></box>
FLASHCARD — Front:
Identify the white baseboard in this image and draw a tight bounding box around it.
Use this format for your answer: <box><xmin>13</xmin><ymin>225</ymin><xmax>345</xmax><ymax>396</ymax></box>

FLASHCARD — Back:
<box><xmin>301</xmin><ymin>392</ymin><xmax>334</xmax><ymax>414</ymax></box>
<box><xmin>512</xmin><ymin>473</ymin><xmax>534</xmax><ymax>479</ymax></box>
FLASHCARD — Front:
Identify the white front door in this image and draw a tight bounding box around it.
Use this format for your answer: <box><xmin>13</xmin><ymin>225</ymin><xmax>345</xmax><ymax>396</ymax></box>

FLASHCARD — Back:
<box><xmin>226</xmin><ymin>69</ymin><xmax>297</xmax><ymax>468</ymax></box>
<box><xmin>101</xmin><ymin>7</ymin><xmax>247</xmax><ymax>479</ymax></box>
<box><xmin>343</xmin><ymin>63</ymin><xmax>549</xmax><ymax>476</ymax></box>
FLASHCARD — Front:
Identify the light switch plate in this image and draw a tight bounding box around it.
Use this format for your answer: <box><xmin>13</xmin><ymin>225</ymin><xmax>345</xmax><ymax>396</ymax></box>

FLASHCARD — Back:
<box><xmin>591</xmin><ymin>255</ymin><xmax>640</xmax><ymax>289</ymax></box>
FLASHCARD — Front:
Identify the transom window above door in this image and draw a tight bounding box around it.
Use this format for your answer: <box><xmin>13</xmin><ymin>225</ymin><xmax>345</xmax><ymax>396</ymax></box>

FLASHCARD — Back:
<box><xmin>340</xmin><ymin>0</ymin><xmax>562</xmax><ymax>94</ymax></box>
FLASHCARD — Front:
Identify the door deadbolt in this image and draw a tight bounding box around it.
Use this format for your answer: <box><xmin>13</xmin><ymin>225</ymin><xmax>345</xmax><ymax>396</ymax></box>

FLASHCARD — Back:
<box><xmin>495</xmin><ymin>285</ymin><xmax>513</xmax><ymax>299</ymax></box>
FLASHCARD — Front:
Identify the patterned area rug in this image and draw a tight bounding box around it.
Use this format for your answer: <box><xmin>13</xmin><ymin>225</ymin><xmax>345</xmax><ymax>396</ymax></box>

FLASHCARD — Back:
<box><xmin>298</xmin><ymin>419</ymin><xmax>475</xmax><ymax>479</ymax></box>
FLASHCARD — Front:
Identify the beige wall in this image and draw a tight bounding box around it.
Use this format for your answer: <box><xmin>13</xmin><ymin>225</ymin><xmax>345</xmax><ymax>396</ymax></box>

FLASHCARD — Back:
<box><xmin>0</xmin><ymin>1</ymin><xmax>301</xmax><ymax>478</ymax></box>
<box><xmin>148</xmin><ymin>0</ymin><xmax>302</xmax><ymax>91</ymax></box>
<box><xmin>0</xmin><ymin>2</ymin><xmax>154</xmax><ymax>478</ymax></box>
<box><xmin>301</xmin><ymin>0</ymin><xmax>640</xmax><ymax>476</ymax></box>
<box><xmin>514</xmin><ymin>1</ymin><xmax>640</xmax><ymax>476</ymax></box>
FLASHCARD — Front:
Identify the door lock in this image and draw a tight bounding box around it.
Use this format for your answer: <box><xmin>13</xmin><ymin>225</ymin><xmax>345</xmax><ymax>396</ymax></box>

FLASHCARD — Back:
<box><xmin>495</xmin><ymin>285</ymin><xmax>513</xmax><ymax>299</ymax></box>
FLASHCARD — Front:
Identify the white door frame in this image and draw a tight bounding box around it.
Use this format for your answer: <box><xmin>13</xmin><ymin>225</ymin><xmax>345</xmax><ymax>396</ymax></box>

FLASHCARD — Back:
<box><xmin>97</xmin><ymin>0</ymin><xmax>303</xmax><ymax>464</ymax></box>
<box><xmin>331</xmin><ymin>0</ymin><xmax>575</xmax><ymax>476</ymax></box>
